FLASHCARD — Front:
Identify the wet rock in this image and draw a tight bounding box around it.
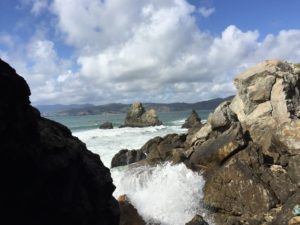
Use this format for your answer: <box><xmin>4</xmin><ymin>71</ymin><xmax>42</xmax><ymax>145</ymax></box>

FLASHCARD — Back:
<box><xmin>118</xmin><ymin>195</ymin><xmax>146</xmax><ymax>225</ymax></box>
<box><xmin>185</xmin><ymin>214</ymin><xmax>209</xmax><ymax>225</ymax></box>
<box><xmin>122</xmin><ymin>102</ymin><xmax>162</xmax><ymax>127</ymax></box>
<box><xmin>99</xmin><ymin>121</ymin><xmax>113</xmax><ymax>129</ymax></box>
<box><xmin>0</xmin><ymin>59</ymin><xmax>119</xmax><ymax>225</ymax></box>
<box><xmin>182</xmin><ymin>110</ymin><xmax>202</xmax><ymax>129</ymax></box>
<box><xmin>111</xmin><ymin>149</ymin><xmax>146</xmax><ymax>168</ymax></box>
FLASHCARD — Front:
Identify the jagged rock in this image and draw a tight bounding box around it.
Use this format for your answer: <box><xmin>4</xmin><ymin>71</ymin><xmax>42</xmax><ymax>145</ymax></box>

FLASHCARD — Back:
<box><xmin>275</xmin><ymin>120</ymin><xmax>300</xmax><ymax>155</ymax></box>
<box><xmin>188</xmin><ymin>122</ymin><xmax>246</xmax><ymax>169</ymax></box>
<box><xmin>182</xmin><ymin>110</ymin><xmax>202</xmax><ymax>129</ymax></box>
<box><xmin>118</xmin><ymin>195</ymin><xmax>146</xmax><ymax>225</ymax></box>
<box><xmin>99</xmin><ymin>121</ymin><xmax>113</xmax><ymax>129</ymax></box>
<box><xmin>204</xmin><ymin>160</ymin><xmax>278</xmax><ymax>217</ymax></box>
<box><xmin>208</xmin><ymin>101</ymin><xmax>237</xmax><ymax>130</ymax></box>
<box><xmin>0</xmin><ymin>59</ymin><xmax>119</xmax><ymax>225</ymax></box>
<box><xmin>111</xmin><ymin>149</ymin><xmax>146</xmax><ymax>168</ymax></box>
<box><xmin>271</xmin><ymin>190</ymin><xmax>300</xmax><ymax>225</ymax></box>
<box><xmin>230</xmin><ymin>60</ymin><xmax>300</xmax><ymax>148</ymax></box>
<box><xmin>288</xmin><ymin>155</ymin><xmax>300</xmax><ymax>187</ymax></box>
<box><xmin>185</xmin><ymin>214</ymin><xmax>209</xmax><ymax>225</ymax></box>
<box><xmin>121</xmin><ymin>102</ymin><xmax>162</xmax><ymax>127</ymax></box>
<box><xmin>261</xmin><ymin>165</ymin><xmax>297</xmax><ymax>203</ymax></box>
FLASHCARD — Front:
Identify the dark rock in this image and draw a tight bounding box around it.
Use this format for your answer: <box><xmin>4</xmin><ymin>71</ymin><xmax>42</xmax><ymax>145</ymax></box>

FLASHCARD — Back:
<box><xmin>270</xmin><ymin>190</ymin><xmax>300</xmax><ymax>225</ymax></box>
<box><xmin>188</xmin><ymin>122</ymin><xmax>246</xmax><ymax>169</ymax></box>
<box><xmin>111</xmin><ymin>149</ymin><xmax>146</xmax><ymax>168</ymax></box>
<box><xmin>100</xmin><ymin>121</ymin><xmax>113</xmax><ymax>129</ymax></box>
<box><xmin>182</xmin><ymin>110</ymin><xmax>202</xmax><ymax>129</ymax></box>
<box><xmin>118</xmin><ymin>195</ymin><xmax>146</xmax><ymax>225</ymax></box>
<box><xmin>122</xmin><ymin>102</ymin><xmax>162</xmax><ymax>127</ymax></box>
<box><xmin>145</xmin><ymin>133</ymin><xmax>187</xmax><ymax>164</ymax></box>
<box><xmin>0</xmin><ymin>59</ymin><xmax>119</xmax><ymax>225</ymax></box>
<box><xmin>288</xmin><ymin>155</ymin><xmax>300</xmax><ymax>187</ymax></box>
<box><xmin>204</xmin><ymin>160</ymin><xmax>278</xmax><ymax>218</ymax></box>
<box><xmin>261</xmin><ymin>165</ymin><xmax>297</xmax><ymax>203</ymax></box>
<box><xmin>185</xmin><ymin>214</ymin><xmax>209</xmax><ymax>225</ymax></box>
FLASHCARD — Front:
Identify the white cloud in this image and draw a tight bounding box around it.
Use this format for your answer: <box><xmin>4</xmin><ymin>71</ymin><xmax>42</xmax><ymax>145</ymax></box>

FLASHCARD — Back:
<box><xmin>198</xmin><ymin>6</ymin><xmax>215</xmax><ymax>18</ymax></box>
<box><xmin>2</xmin><ymin>0</ymin><xmax>300</xmax><ymax>105</ymax></box>
<box><xmin>19</xmin><ymin>0</ymin><xmax>49</xmax><ymax>15</ymax></box>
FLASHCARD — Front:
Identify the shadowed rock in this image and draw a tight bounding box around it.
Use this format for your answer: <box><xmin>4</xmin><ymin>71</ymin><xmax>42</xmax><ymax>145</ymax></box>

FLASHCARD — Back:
<box><xmin>182</xmin><ymin>110</ymin><xmax>202</xmax><ymax>129</ymax></box>
<box><xmin>0</xmin><ymin>59</ymin><xmax>119</xmax><ymax>225</ymax></box>
<box><xmin>100</xmin><ymin>121</ymin><xmax>113</xmax><ymax>129</ymax></box>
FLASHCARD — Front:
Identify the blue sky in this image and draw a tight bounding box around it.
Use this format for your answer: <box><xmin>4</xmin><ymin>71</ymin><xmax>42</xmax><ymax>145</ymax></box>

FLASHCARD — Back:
<box><xmin>1</xmin><ymin>0</ymin><xmax>300</xmax><ymax>105</ymax></box>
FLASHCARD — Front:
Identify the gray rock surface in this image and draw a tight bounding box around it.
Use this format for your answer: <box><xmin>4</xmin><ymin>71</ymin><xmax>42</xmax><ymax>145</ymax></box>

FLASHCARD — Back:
<box><xmin>122</xmin><ymin>102</ymin><xmax>162</xmax><ymax>127</ymax></box>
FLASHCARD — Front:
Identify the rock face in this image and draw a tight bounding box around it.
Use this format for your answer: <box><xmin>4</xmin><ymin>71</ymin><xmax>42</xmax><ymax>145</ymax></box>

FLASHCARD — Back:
<box><xmin>0</xmin><ymin>59</ymin><xmax>119</xmax><ymax>225</ymax></box>
<box><xmin>182</xmin><ymin>110</ymin><xmax>202</xmax><ymax>129</ymax></box>
<box><xmin>110</xmin><ymin>60</ymin><xmax>300</xmax><ymax>225</ymax></box>
<box><xmin>118</xmin><ymin>195</ymin><xmax>146</xmax><ymax>225</ymax></box>
<box><xmin>111</xmin><ymin>149</ymin><xmax>146</xmax><ymax>168</ymax></box>
<box><xmin>122</xmin><ymin>102</ymin><xmax>162</xmax><ymax>127</ymax></box>
<box><xmin>100</xmin><ymin>121</ymin><xmax>113</xmax><ymax>129</ymax></box>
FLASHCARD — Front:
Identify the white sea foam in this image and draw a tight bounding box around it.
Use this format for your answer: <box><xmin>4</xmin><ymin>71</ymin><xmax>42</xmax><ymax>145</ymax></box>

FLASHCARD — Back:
<box><xmin>112</xmin><ymin>163</ymin><xmax>208</xmax><ymax>225</ymax></box>
<box><xmin>73</xmin><ymin>125</ymin><xmax>185</xmax><ymax>167</ymax></box>
<box><xmin>73</xmin><ymin>123</ymin><xmax>212</xmax><ymax>224</ymax></box>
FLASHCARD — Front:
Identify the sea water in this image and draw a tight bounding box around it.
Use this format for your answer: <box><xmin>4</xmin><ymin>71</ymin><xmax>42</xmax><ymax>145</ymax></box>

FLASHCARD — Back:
<box><xmin>49</xmin><ymin>110</ymin><xmax>213</xmax><ymax>225</ymax></box>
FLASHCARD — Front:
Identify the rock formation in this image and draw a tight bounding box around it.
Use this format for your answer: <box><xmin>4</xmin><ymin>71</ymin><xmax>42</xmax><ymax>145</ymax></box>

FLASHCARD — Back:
<box><xmin>182</xmin><ymin>110</ymin><xmax>202</xmax><ymax>129</ymax></box>
<box><xmin>121</xmin><ymin>102</ymin><xmax>162</xmax><ymax>127</ymax></box>
<box><xmin>112</xmin><ymin>60</ymin><xmax>300</xmax><ymax>225</ymax></box>
<box><xmin>100</xmin><ymin>121</ymin><xmax>113</xmax><ymax>129</ymax></box>
<box><xmin>0</xmin><ymin>58</ymin><xmax>119</xmax><ymax>225</ymax></box>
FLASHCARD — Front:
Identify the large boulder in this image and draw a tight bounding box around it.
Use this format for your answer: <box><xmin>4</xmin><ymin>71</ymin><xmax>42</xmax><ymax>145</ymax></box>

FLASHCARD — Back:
<box><xmin>121</xmin><ymin>102</ymin><xmax>162</xmax><ymax>127</ymax></box>
<box><xmin>111</xmin><ymin>149</ymin><xmax>146</xmax><ymax>168</ymax></box>
<box><xmin>0</xmin><ymin>59</ymin><xmax>119</xmax><ymax>225</ymax></box>
<box><xmin>230</xmin><ymin>60</ymin><xmax>300</xmax><ymax>149</ymax></box>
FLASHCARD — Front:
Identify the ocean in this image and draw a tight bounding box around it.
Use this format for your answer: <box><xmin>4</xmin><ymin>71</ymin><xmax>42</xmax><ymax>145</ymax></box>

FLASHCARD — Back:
<box><xmin>48</xmin><ymin>110</ymin><xmax>213</xmax><ymax>225</ymax></box>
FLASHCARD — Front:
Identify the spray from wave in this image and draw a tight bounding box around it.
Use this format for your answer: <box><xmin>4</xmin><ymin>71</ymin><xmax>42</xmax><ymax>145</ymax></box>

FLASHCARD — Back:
<box><xmin>112</xmin><ymin>163</ymin><xmax>209</xmax><ymax>225</ymax></box>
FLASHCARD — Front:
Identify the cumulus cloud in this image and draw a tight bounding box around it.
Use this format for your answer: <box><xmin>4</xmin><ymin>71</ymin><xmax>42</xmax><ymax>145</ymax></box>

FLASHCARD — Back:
<box><xmin>2</xmin><ymin>0</ymin><xmax>300</xmax><ymax>105</ymax></box>
<box><xmin>198</xmin><ymin>6</ymin><xmax>215</xmax><ymax>18</ymax></box>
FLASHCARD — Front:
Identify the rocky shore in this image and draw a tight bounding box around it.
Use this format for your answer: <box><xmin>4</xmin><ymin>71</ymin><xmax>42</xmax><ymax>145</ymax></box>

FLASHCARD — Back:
<box><xmin>113</xmin><ymin>60</ymin><xmax>300</xmax><ymax>225</ymax></box>
<box><xmin>0</xmin><ymin>58</ymin><xmax>120</xmax><ymax>225</ymax></box>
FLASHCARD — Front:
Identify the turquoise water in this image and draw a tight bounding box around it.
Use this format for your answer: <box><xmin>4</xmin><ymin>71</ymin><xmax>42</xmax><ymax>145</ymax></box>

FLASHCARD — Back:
<box><xmin>48</xmin><ymin>110</ymin><xmax>211</xmax><ymax>131</ymax></box>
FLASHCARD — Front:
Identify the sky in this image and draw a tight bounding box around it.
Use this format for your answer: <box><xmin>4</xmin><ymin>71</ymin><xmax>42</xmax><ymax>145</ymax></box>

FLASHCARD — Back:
<box><xmin>1</xmin><ymin>0</ymin><xmax>300</xmax><ymax>105</ymax></box>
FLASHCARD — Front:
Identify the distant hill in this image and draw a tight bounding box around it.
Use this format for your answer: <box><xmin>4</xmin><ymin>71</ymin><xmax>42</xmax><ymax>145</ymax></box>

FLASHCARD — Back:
<box><xmin>38</xmin><ymin>96</ymin><xmax>234</xmax><ymax>116</ymax></box>
<box><xmin>35</xmin><ymin>104</ymin><xmax>95</xmax><ymax>116</ymax></box>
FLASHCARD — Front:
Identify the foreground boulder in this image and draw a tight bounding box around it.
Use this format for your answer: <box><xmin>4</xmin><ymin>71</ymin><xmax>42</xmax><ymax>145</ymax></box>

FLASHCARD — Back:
<box><xmin>121</xmin><ymin>102</ymin><xmax>162</xmax><ymax>127</ymax></box>
<box><xmin>0</xmin><ymin>59</ymin><xmax>119</xmax><ymax>225</ymax></box>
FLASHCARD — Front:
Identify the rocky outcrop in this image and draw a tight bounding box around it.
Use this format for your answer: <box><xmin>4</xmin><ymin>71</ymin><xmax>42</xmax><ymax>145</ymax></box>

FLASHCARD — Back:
<box><xmin>100</xmin><ymin>121</ymin><xmax>113</xmax><ymax>129</ymax></box>
<box><xmin>118</xmin><ymin>195</ymin><xmax>146</xmax><ymax>225</ymax></box>
<box><xmin>182</xmin><ymin>110</ymin><xmax>202</xmax><ymax>129</ymax></box>
<box><xmin>111</xmin><ymin>60</ymin><xmax>300</xmax><ymax>225</ymax></box>
<box><xmin>0</xmin><ymin>59</ymin><xmax>119</xmax><ymax>225</ymax></box>
<box><xmin>121</xmin><ymin>102</ymin><xmax>162</xmax><ymax>127</ymax></box>
<box><xmin>111</xmin><ymin>149</ymin><xmax>146</xmax><ymax>168</ymax></box>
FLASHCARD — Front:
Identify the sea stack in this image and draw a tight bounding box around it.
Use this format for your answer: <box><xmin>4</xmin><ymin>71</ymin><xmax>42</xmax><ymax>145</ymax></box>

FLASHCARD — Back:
<box><xmin>182</xmin><ymin>110</ymin><xmax>202</xmax><ymax>129</ymax></box>
<box><xmin>121</xmin><ymin>102</ymin><xmax>162</xmax><ymax>127</ymax></box>
<box><xmin>0</xmin><ymin>58</ymin><xmax>119</xmax><ymax>225</ymax></box>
